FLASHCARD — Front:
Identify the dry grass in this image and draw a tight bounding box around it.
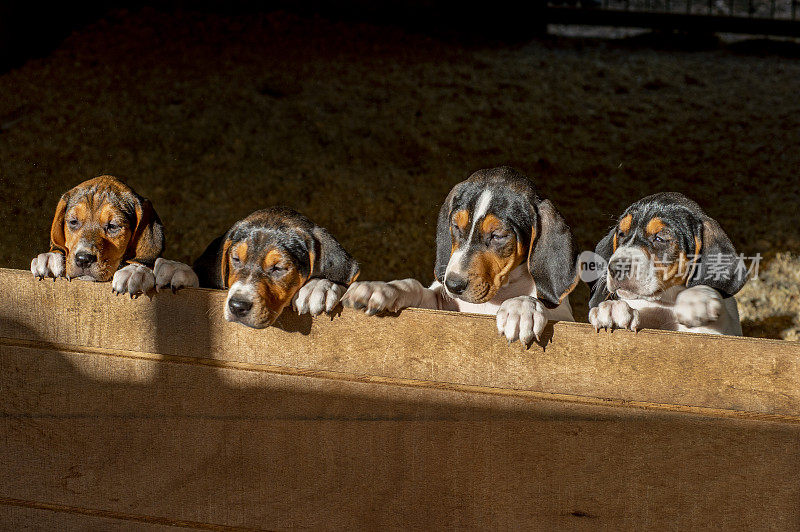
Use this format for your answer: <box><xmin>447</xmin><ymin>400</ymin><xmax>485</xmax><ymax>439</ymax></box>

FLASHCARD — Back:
<box><xmin>739</xmin><ymin>253</ymin><xmax>800</xmax><ymax>340</ymax></box>
<box><xmin>0</xmin><ymin>8</ymin><xmax>798</xmax><ymax>338</ymax></box>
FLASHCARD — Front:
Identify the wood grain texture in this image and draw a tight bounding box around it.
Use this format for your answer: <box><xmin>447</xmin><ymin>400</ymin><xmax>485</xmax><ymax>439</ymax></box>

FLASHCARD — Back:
<box><xmin>1</xmin><ymin>268</ymin><xmax>799</xmax><ymax>418</ymax></box>
<box><xmin>1</xmin><ymin>267</ymin><xmax>799</xmax><ymax>529</ymax></box>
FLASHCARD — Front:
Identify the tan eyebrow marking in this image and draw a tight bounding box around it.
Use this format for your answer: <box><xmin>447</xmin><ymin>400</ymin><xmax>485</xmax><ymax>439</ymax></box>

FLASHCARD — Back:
<box><xmin>452</xmin><ymin>210</ymin><xmax>469</xmax><ymax>231</ymax></box>
<box><xmin>67</xmin><ymin>201</ymin><xmax>90</xmax><ymax>225</ymax></box>
<box><xmin>646</xmin><ymin>217</ymin><xmax>666</xmax><ymax>235</ymax></box>
<box><xmin>619</xmin><ymin>214</ymin><xmax>632</xmax><ymax>232</ymax></box>
<box><xmin>262</xmin><ymin>248</ymin><xmax>284</xmax><ymax>270</ymax></box>
<box><xmin>480</xmin><ymin>214</ymin><xmax>502</xmax><ymax>234</ymax></box>
<box><xmin>233</xmin><ymin>241</ymin><xmax>248</xmax><ymax>263</ymax></box>
<box><xmin>98</xmin><ymin>202</ymin><xmax>124</xmax><ymax>224</ymax></box>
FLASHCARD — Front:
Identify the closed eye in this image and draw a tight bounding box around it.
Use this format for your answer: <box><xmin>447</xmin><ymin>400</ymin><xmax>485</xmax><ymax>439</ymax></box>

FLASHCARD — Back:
<box><xmin>269</xmin><ymin>264</ymin><xmax>288</xmax><ymax>276</ymax></box>
<box><xmin>489</xmin><ymin>232</ymin><xmax>511</xmax><ymax>245</ymax></box>
<box><xmin>450</xmin><ymin>222</ymin><xmax>465</xmax><ymax>235</ymax></box>
<box><xmin>105</xmin><ymin>222</ymin><xmax>122</xmax><ymax>235</ymax></box>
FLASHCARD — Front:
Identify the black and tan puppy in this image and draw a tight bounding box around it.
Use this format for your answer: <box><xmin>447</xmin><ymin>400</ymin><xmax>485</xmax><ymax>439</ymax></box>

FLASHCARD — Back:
<box><xmin>193</xmin><ymin>207</ymin><xmax>360</xmax><ymax>328</ymax></box>
<box><xmin>30</xmin><ymin>175</ymin><xmax>197</xmax><ymax>295</ymax></box>
<box><xmin>587</xmin><ymin>192</ymin><xmax>747</xmax><ymax>335</ymax></box>
<box><xmin>342</xmin><ymin>166</ymin><xmax>579</xmax><ymax>346</ymax></box>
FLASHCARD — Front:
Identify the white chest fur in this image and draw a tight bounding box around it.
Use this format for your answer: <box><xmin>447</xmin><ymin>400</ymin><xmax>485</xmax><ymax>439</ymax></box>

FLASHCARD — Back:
<box><xmin>432</xmin><ymin>265</ymin><xmax>574</xmax><ymax>321</ymax></box>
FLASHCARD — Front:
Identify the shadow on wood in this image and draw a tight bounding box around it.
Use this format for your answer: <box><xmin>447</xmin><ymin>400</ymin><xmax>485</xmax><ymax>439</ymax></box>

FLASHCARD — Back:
<box><xmin>1</xmin><ymin>268</ymin><xmax>799</xmax><ymax>529</ymax></box>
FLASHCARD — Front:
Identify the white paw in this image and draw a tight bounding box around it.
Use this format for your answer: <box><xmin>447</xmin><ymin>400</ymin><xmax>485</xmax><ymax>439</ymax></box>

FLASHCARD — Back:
<box><xmin>292</xmin><ymin>278</ymin><xmax>346</xmax><ymax>316</ymax></box>
<box><xmin>675</xmin><ymin>285</ymin><xmax>723</xmax><ymax>328</ymax></box>
<box><xmin>153</xmin><ymin>258</ymin><xmax>199</xmax><ymax>293</ymax></box>
<box><xmin>342</xmin><ymin>281</ymin><xmax>404</xmax><ymax>315</ymax></box>
<box><xmin>31</xmin><ymin>252</ymin><xmax>65</xmax><ymax>280</ymax></box>
<box><xmin>112</xmin><ymin>263</ymin><xmax>155</xmax><ymax>298</ymax></box>
<box><xmin>589</xmin><ymin>300</ymin><xmax>641</xmax><ymax>332</ymax></box>
<box><xmin>496</xmin><ymin>296</ymin><xmax>548</xmax><ymax>347</ymax></box>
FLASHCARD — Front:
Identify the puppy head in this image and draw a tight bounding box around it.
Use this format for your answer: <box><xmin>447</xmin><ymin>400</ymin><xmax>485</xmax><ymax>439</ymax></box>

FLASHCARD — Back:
<box><xmin>434</xmin><ymin>166</ymin><xmax>578</xmax><ymax>308</ymax></box>
<box><xmin>49</xmin><ymin>176</ymin><xmax>164</xmax><ymax>281</ymax></box>
<box><xmin>590</xmin><ymin>192</ymin><xmax>747</xmax><ymax>305</ymax></box>
<box><xmin>219</xmin><ymin>207</ymin><xmax>359</xmax><ymax>329</ymax></box>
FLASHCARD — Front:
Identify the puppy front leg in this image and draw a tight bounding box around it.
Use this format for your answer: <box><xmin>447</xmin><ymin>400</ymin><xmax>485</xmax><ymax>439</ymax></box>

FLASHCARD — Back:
<box><xmin>153</xmin><ymin>258</ymin><xmax>200</xmax><ymax>293</ymax></box>
<box><xmin>496</xmin><ymin>296</ymin><xmax>549</xmax><ymax>347</ymax></box>
<box><xmin>588</xmin><ymin>300</ymin><xmax>641</xmax><ymax>332</ymax></box>
<box><xmin>293</xmin><ymin>278</ymin><xmax>347</xmax><ymax>316</ymax></box>
<box><xmin>342</xmin><ymin>278</ymin><xmax>444</xmax><ymax>315</ymax></box>
<box><xmin>674</xmin><ymin>285</ymin><xmax>741</xmax><ymax>335</ymax></box>
<box><xmin>112</xmin><ymin>263</ymin><xmax>156</xmax><ymax>298</ymax></box>
<box><xmin>31</xmin><ymin>251</ymin><xmax>66</xmax><ymax>280</ymax></box>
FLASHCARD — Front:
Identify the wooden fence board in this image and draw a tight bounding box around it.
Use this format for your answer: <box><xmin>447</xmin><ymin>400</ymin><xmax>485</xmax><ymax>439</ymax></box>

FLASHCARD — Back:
<box><xmin>1</xmin><ymin>268</ymin><xmax>799</xmax><ymax>529</ymax></box>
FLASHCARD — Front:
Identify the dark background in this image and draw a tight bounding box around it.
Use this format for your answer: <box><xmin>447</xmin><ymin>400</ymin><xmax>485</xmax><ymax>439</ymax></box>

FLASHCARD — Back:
<box><xmin>1</xmin><ymin>1</ymin><xmax>798</xmax><ymax>337</ymax></box>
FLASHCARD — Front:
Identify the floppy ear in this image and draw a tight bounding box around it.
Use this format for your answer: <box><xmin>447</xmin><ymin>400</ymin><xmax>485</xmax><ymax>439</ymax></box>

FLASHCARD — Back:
<box><xmin>125</xmin><ymin>196</ymin><xmax>164</xmax><ymax>267</ymax></box>
<box><xmin>587</xmin><ymin>227</ymin><xmax>616</xmax><ymax>309</ymax></box>
<box><xmin>689</xmin><ymin>217</ymin><xmax>747</xmax><ymax>297</ymax></box>
<box><xmin>310</xmin><ymin>226</ymin><xmax>359</xmax><ymax>285</ymax></box>
<box><xmin>218</xmin><ymin>237</ymin><xmax>233</xmax><ymax>289</ymax></box>
<box><xmin>528</xmin><ymin>199</ymin><xmax>579</xmax><ymax>309</ymax></box>
<box><xmin>433</xmin><ymin>187</ymin><xmax>459</xmax><ymax>283</ymax></box>
<box><xmin>49</xmin><ymin>193</ymin><xmax>69</xmax><ymax>255</ymax></box>
<box><xmin>190</xmin><ymin>234</ymin><xmax>227</xmax><ymax>289</ymax></box>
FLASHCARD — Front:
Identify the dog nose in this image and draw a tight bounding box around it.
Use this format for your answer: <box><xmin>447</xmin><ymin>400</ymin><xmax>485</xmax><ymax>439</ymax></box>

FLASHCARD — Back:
<box><xmin>607</xmin><ymin>254</ymin><xmax>647</xmax><ymax>292</ymax></box>
<box><xmin>74</xmin><ymin>251</ymin><xmax>97</xmax><ymax>268</ymax></box>
<box><xmin>444</xmin><ymin>274</ymin><xmax>469</xmax><ymax>295</ymax></box>
<box><xmin>228</xmin><ymin>298</ymin><xmax>253</xmax><ymax>317</ymax></box>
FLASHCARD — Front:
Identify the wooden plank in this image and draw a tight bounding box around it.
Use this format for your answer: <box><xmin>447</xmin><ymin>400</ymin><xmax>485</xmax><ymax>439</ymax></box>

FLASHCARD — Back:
<box><xmin>1</xmin><ymin>267</ymin><xmax>800</xmax><ymax>528</ymax></box>
<box><xmin>3</xmin><ymin>343</ymin><xmax>800</xmax><ymax>530</ymax></box>
<box><xmin>1</xmin><ymin>268</ymin><xmax>798</xmax><ymax>420</ymax></box>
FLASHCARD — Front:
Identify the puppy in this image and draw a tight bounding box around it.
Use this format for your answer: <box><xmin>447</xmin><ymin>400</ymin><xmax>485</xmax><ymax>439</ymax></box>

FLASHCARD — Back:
<box><xmin>342</xmin><ymin>166</ymin><xmax>579</xmax><ymax>346</ymax></box>
<box><xmin>30</xmin><ymin>175</ymin><xmax>197</xmax><ymax>296</ymax></box>
<box><xmin>587</xmin><ymin>192</ymin><xmax>747</xmax><ymax>335</ymax></box>
<box><xmin>193</xmin><ymin>207</ymin><xmax>360</xmax><ymax>329</ymax></box>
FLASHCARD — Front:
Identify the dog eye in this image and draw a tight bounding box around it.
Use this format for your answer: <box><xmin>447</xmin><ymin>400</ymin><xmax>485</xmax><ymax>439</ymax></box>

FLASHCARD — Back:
<box><xmin>653</xmin><ymin>234</ymin><xmax>668</xmax><ymax>243</ymax></box>
<box><xmin>105</xmin><ymin>222</ymin><xmax>121</xmax><ymax>234</ymax></box>
<box><xmin>67</xmin><ymin>219</ymin><xmax>80</xmax><ymax>229</ymax></box>
<box><xmin>489</xmin><ymin>232</ymin><xmax>510</xmax><ymax>244</ymax></box>
<box><xmin>269</xmin><ymin>264</ymin><xmax>287</xmax><ymax>276</ymax></box>
<box><xmin>230</xmin><ymin>255</ymin><xmax>240</xmax><ymax>265</ymax></box>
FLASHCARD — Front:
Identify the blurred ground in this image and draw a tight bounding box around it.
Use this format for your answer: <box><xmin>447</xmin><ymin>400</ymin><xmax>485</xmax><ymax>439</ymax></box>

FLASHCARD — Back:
<box><xmin>739</xmin><ymin>253</ymin><xmax>800</xmax><ymax>340</ymax></box>
<box><xmin>0</xmin><ymin>8</ymin><xmax>798</xmax><ymax>338</ymax></box>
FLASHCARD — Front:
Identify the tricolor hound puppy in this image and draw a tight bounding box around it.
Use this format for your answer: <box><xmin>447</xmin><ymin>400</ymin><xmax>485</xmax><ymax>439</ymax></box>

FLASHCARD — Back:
<box><xmin>30</xmin><ymin>175</ymin><xmax>197</xmax><ymax>296</ymax></box>
<box><xmin>342</xmin><ymin>166</ymin><xmax>579</xmax><ymax>346</ymax></box>
<box><xmin>193</xmin><ymin>207</ymin><xmax>360</xmax><ymax>329</ymax></box>
<box><xmin>587</xmin><ymin>192</ymin><xmax>747</xmax><ymax>335</ymax></box>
